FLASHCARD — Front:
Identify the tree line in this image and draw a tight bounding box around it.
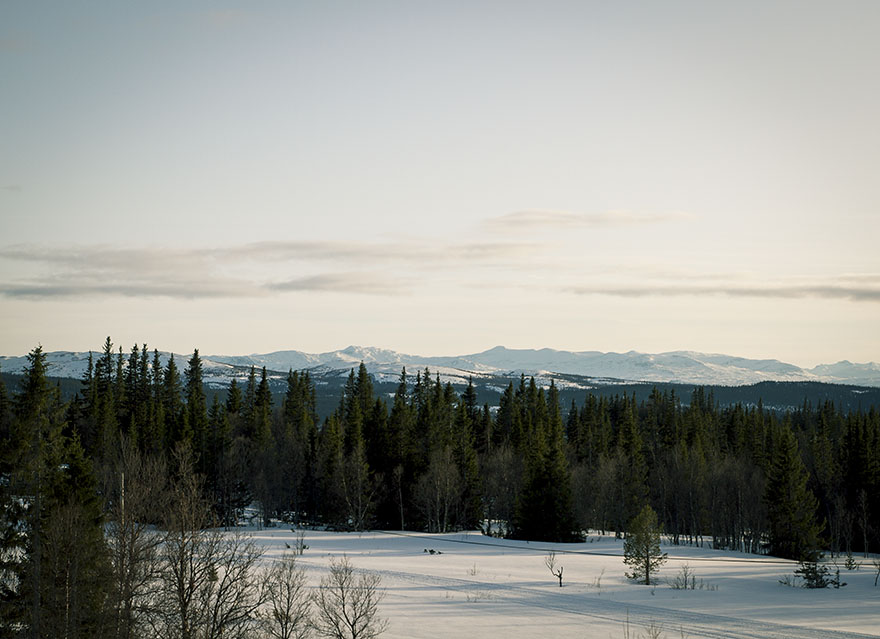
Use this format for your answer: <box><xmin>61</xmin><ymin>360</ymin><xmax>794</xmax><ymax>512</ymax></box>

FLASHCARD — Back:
<box><xmin>2</xmin><ymin>338</ymin><xmax>879</xmax><ymax>631</ymax></box>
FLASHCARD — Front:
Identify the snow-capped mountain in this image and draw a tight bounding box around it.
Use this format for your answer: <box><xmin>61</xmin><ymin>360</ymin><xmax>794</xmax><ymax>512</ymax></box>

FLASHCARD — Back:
<box><xmin>4</xmin><ymin>345</ymin><xmax>878</xmax><ymax>388</ymax></box>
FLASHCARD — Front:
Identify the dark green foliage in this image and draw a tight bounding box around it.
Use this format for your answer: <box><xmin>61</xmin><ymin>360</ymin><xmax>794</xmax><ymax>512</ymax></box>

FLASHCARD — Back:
<box><xmin>623</xmin><ymin>504</ymin><xmax>667</xmax><ymax>585</ymax></box>
<box><xmin>765</xmin><ymin>419</ymin><xmax>823</xmax><ymax>561</ymax></box>
<box><xmin>511</xmin><ymin>383</ymin><xmax>578</xmax><ymax>542</ymax></box>
<box><xmin>4</xmin><ymin>333</ymin><xmax>880</xmax><ymax>636</ymax></box>
<box><xmin>2</xmin><ymin>347</ymin><xmax>110</xmax><ymax>637</ymax></box>
<box><xmin>794</xmin><ymin>561</ymin><xmax>831</xmax><ymax>588</ymax></box>
<box><xmin>184</xmin><ymin>349</ymin><xmax>208</xmax><ymax>466</ymax></box>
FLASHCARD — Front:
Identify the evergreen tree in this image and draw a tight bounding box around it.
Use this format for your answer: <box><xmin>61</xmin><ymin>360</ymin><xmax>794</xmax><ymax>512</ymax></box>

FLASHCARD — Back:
<box><xmin>623</xmin><ymin>504</ymin><xmax>667</xmax><ymax>585</ymax></box>
<box><xmin>765</xmin><ymin>419</ymin><xmax>823</xmax><ymax>560</ymax></box>
<box><xmin>385</xmin><ymin>369</ymin><xmax>415</xmax><ymax>529</ymax></box>
<box><xmin>114</xmin><ymin>346</ymin><xmax>128</xmax><ymax>436</ymax></box>
<box><xmin>317</xmin><ymin>414</ymin><xmax>345</xmax><ymax>526</ymax></box>
<box><xmin>147</xmin><ymin>349</ymin><xmax>166</xmax><ymax>457</ymax></box>
<box><xmin>253</xmin><ymin>367</ymin><xmax>273</xmax><ymax>449</ymax></box>
<box><xmin>162</xmin><ymin>355</ymin><xmax>184</xmax><ymax>451</ymax></box>
<box><xmin>615</xmin><ymin>393</ymin><xmax>648</xmax><ymax>533</ymax></box>
<box><xmin>6</xmin><ymin>347</ymin><xmax>110</xmax><ymax>637</ymax></box>
<box><xmin>94</xmin><ymin>337</ymin><xmax>117</xmax><ymax>461</ymax></box>
<box><xmin>184</xmin><ymin>349</ymin><xmax>208</xmax><ymax>467</ymax></box>
<box><xmin>33</xmin><ymin>434</ymin><xmax>110</xmax><ymax>638</ymax></box>
<box><xmin>76</xmin><ymin>352</ymin><xmax>99</xmax><ymax>456</ymax></box>
<box><xmin>452</xmin><ymin>399</ymin><xmax>481</xmax><ymax>529</ymax></box>
<box><xmin>242</xmin><ymin>366</ymin><xmax>257</xmax><ymax>437</ymax></box>
<box><xmin>511</xmin><ymin>381</ymin><xmax>578</xmax><ymax>542</ymax></box>
<box><xmin>226</xmin><ymin>378</ymin><xmax>242</xmax><ymax>416</ymax></box>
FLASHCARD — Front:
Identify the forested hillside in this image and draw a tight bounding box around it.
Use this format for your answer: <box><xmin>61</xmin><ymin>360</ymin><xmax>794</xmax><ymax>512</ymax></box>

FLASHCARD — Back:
<box><xmin>2</xmin><ymin>339</ymin><xmax>879</xmax><ymax>631</ymax></box>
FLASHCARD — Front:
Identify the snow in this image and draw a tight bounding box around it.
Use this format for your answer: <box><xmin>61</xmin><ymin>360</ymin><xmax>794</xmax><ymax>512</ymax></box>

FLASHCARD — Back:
<box><xmin>5</xmin><ymin>346</ymin><xmax>880</xmax><ymax>388</ymax></box>
<box><xmin>246</xmin><ymin>528</ymin><xmax>879</xmax><ymax>639</ymax></box>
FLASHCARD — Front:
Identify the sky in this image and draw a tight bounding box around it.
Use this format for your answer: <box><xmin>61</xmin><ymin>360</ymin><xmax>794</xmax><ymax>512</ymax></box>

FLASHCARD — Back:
<box><xmin>1</xmin><ymin>1</ymin><xmax>879</xmax><ymax>367</ymax></box>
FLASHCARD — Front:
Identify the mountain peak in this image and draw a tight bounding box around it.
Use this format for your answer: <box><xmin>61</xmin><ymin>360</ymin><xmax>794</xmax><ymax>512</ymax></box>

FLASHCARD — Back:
<box><xmin>3</xmin><ymin>346</ymin><xmax>879</xmax><ymax>388</ymax></box>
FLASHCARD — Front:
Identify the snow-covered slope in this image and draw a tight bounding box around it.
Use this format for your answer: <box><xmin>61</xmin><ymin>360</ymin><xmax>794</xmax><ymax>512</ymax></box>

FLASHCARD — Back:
<box><xmin>206</xmin><ymin>346</ymin><xmax>837</xmax><ymax>386</ymax></box>
<box><xmin>808</xmin><ymin>361</ymin><xmax>880</xmax><ymax>387</ymax></box>
<box><xmin>3</xmin><ymin>346</ymin><xmax>878</xmax><ymax>388</ymax></box>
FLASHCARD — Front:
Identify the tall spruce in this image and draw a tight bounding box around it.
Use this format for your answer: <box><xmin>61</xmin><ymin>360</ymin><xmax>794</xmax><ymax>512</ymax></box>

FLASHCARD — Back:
<box><xmin>765</xmin><ymin>418</ymin><xmax>823</xmax><ymax>560</ymax></box>
<box><xmin>184</xmin><ymin>349</ymin><xmax>208</xmax><ymax>467</ymax></box>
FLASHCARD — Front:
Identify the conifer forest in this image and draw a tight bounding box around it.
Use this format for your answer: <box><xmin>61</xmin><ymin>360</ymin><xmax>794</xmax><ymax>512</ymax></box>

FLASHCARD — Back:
<box><xmin>1</xmin><ymin>339</ymin><xmax>879</xmax><ymax>637</ymax></box>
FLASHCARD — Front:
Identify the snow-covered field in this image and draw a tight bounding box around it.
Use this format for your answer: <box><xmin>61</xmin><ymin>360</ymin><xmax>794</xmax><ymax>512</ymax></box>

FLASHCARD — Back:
<box><xmin>249</xmin><ymin>528</ymin><xmax>879</xmax><ymax>639</ymax></box>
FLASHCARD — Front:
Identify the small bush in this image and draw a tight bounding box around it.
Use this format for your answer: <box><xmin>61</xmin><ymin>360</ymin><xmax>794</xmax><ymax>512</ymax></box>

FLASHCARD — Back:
<box><xmin>669</xmin><ymin>564</ymin><xmax>696</xmax><ymax>590</ymax></box>
<box><xmin>778</xmin><ymin>573</ymin><xmax>801</xmax><ymax>588</ymax></box>
<box><xmin>844</xmin><ymin>552</ymin><xmax>859</xmax><ymax>571</ymax></box>
<box><xmin>793</xmin><ymin>561</ymin><xmax>846</xmax><ymax>589</ymax></box>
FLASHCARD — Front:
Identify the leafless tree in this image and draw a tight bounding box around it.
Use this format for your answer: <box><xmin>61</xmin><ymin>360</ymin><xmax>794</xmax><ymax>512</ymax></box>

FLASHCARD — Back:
<box><xmin>415</xmin><ymin>447</ymin><xmax>460</xmax><ymax>533</ymax></box>
<box><xmin>857</xmin><ymin>490</ymin><xmax>871</xmax><ymax>558</ymax></box>
<box><xmin>312</xmin><ymin>556</ymin><xmax>386</xmax><ymax>639</ymax></box>
<box><xmin>481</xmin><ymin>444</ymin><xmax>520</xmax><ymax>536</ymax></box>
<box><xmin>40</xmin><ymin>500</ymin><xmax>111</xmax><ymax>639</ymax></box>
<box><xmin>152</xmin><ymin>444</ymin><xmax>267</xmax><ymax>639</ymax></box>
<box><xmin>341</xmin><ymin>444</ymin><xmax>376</xmax><ymax>532</ymax></box>
<box><xmin>104</xmin><ymin>440</ymin><xmax>168</xmax><ymax>639</ymax></box>
<box><xmin>260</xmin><ymin>554</ymin><xmax>312</xmax><ymax>639</ymax></box>
<box><xmin>544</xmin><ymin>551</ymin><xmax>564</xmax><ymax>587</ymax></box>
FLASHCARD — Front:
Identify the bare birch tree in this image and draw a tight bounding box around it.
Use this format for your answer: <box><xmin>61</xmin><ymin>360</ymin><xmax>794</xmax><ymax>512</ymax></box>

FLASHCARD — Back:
<box><xmin>312</xmin><ymin>557</ymin><xmax>386</xmax><ymax>639</ymax></box>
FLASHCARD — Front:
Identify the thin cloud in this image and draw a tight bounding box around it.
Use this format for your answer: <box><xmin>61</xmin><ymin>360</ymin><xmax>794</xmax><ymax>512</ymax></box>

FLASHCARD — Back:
<box><xmin>484</xmin><ymin>210</ymin><xmax>693</xmax><ymax>231</ymax></box>
<box><xmin>568</xmin><ymin>282</ymin><xmax>880</xmax><ymax>303</ymax></box>
<box><xmin>2</xmin><ymin>240</ymin><xmax>538</xmax><ymax>267</ymax></box>
<box><xmin>1</xmin><ymin>279</ymin><xmax>259</xmax><ymax>300</ymax></box>
<box><xmin>2</xmin><ymin>184</ymin><xmax>21</xmax><ymax>193</ymax></box>
<box><xmin>269</xmin><ymin>273</ymin><xmax>409</xmax><ymax>296</ymax></box>
<box><xmin>230</xmin><ymin>240</ymin><xmax>539</xmax><ymax>264</ymax></box>
<box><xmin>0</xmin><ymin>239</ymin><xmax>522</xmax><ymax>300</ymax></box>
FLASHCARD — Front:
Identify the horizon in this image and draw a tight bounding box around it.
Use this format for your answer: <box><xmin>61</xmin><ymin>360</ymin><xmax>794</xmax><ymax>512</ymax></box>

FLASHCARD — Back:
<box><xmin>1</xmin><ymin>341</ymin><xmax>876</xmax><ymax>371</ymax></box>
<box><xmin>2</xmin><ymin>2</ymin><xmax>879</xmax><ymax>368</ymax></box>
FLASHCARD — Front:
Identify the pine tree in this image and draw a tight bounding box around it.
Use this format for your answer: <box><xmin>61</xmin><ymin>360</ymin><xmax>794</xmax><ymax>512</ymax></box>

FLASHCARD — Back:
<box><xmin>453</xmin><ymin>399</ymin><xmax>481</xmax><ymax>529</ymax></box>
<box><xmin>317</xmin><ymin>414</ymin><xmax>345</xmax><ymax>526</ymax></box>
<box><xmin>94</xmin><ymin>337</ymin><xmax>117</xmax><ymax>461</ymax></box>
<box><xmin>623</xmin><ymin>504</ymin><xmax>667</xmax><ymax>585</ymax></box>
<box><xmin>0</xmin><ymin>361</ymin><xmax>28</xmax><ymax>630</ymax></box>
<box><xmin>35</xmin><ymin>434</ymin><xmax>111</xmax><ymax>637</ymax></box>
<box><xmin>184</xmin><ymin>349</ymin><xmax>208</xmax><ymax>467</ymax></box>
<box><xmin>253</xmin><ymin>367</ymin><xmax>273</xmax><ymax>448</ymax></box>
<box><xmin>226</xmin><ymin>378</ymin><xmax>242</xmax><ymax>416</ymax></box>
<box><xmin>616</xmin><ymin>393</ymin><xmax>648</xmax><ymax>533</ymax></box>
<box><xmin>6</xmin><ymin>347</ymin><xmax>110</xmax><ymax>637</ymax></box>
<box><xmin>114</xmin><ymin>345</ymin><xmax>128</xmax><ymax>436</ymax></box>
<box><xmin>242</xmin><ymin>366</ymin><xmax>257</xmax><ymax>437</ymax></box>
<box><xmin>148</xmin><ymin>349</ymin><xmax>166</xmax><ymax>457</ymax></box>
<box><xmin>765</xmin><ymin>419</ymin><xmax>823</xmax><ymax>561</ymax></box>
<box><xmin>512</xmin><ymin>382</ymin><xmax>577</xmax><ymax>542</ymax></box>
<box><xmin>162</xmin><ymin>355</ymin><xmax>184</xmax><ymax>451</ymax></box>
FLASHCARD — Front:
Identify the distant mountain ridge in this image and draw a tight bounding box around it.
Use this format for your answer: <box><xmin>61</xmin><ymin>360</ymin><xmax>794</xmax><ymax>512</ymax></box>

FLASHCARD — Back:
<box><xmin>3</xmin><ymin>345</ymin><xmax>879</xmax><ymax>388</ymax></box>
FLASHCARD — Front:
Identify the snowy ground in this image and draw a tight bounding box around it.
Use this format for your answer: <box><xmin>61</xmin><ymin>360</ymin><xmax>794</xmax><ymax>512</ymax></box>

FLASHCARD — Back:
<box><xmin>245</xmin><ymin>528</ymin><xmax>879</xmax><ymax>639</ymax></box>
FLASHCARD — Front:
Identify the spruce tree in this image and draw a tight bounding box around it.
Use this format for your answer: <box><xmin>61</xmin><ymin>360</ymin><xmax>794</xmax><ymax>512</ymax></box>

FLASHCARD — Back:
<box><xmin>512</xmin><ymin>382</ymin><xmax>577</xmax><ymax>542</ymax></box>
<box><xmin>184</xmin><ymin>349</ymin><xmax>208</xmax><ymax>465</ymax></box>
<box><xmin>162</xmin><ymin>355</ymin><xmax>184</xmax><ymax>451</ymax></box>
<box><xmin>765</xmin><ymin>419</ymin><xmax>823</xmax><ymax>560</ymax></box>
<box><xmin>623</xmin><ymin>504</ymin><xmax>667</xmax><ymax>585</ymax></box>
<box><xmin>253</xmin><ymin>367</ymin><xmax>273</xmax><ymax>448</ymax></box>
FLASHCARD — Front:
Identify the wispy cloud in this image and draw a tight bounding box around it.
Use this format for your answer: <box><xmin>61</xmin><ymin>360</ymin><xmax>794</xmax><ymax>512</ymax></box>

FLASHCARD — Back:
<box><xmin>228</xmin><ymin>240</ymin><xmax>538</xmax><ymax>264</ymax></box>
<box><xmin>269</xmin><ymin>273</ymin><xmax>410</xmax><ymax>296</ymax></box>
<box><xmin>568</xmin><ymin>282</ymin><xmax>880</xmax><ymax>302</ymax></box>
<box><xmin>2</xmin><ymin>184</ymin><xmax>21</xmax><ymax>193</ymax></box>
<box><xmin>484</xmin><ymin>210</ymin><xmax>693</xmax><ymax>232</ymax></box>
<box><xmin>0</xmin><ymin>239</ymin><xmax>532</xmax><ymax>300</ymax></box>
<box><xmin>1</xmin><ymin>279</ymin><xmax>260</xmax><ymax>300</ymax></box>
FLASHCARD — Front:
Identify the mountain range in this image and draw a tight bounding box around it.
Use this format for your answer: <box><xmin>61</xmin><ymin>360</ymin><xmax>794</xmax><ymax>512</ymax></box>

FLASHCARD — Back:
<box><xmin>2</xmin><ymin>345</ymin><xmax>879</xmax><ymax>388</ymax></box>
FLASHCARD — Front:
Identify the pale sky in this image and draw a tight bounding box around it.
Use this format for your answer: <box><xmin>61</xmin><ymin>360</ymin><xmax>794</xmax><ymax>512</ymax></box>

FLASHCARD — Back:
<box><xmin>1</xmin><ymin>1</ymin><xmax>879</xmax><ymax>367</ymax></box>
